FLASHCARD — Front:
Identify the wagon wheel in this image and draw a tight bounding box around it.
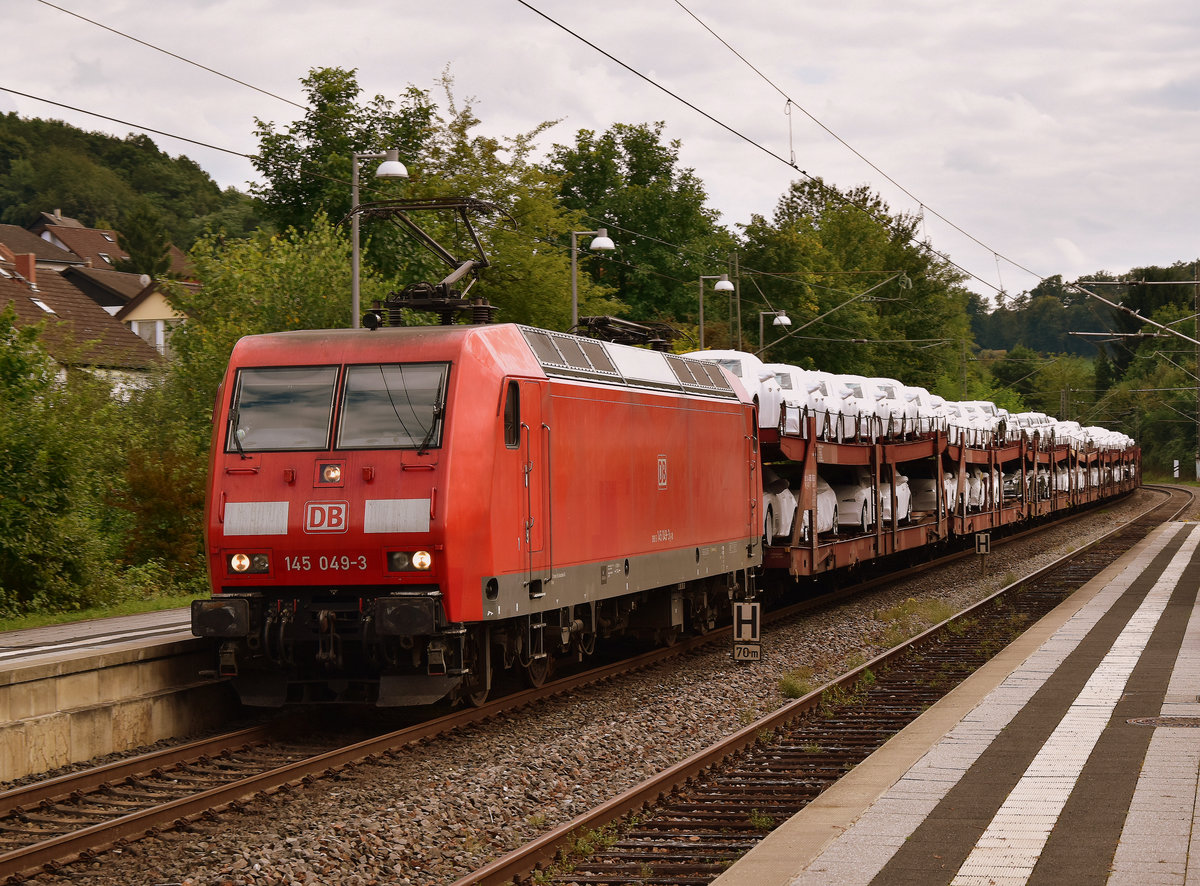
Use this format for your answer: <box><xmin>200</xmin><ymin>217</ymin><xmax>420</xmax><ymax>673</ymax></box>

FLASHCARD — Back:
<box><xmin>524</xmin><ymin>655</ymin><xmax>553</xmax><ymax>689</ymax></box>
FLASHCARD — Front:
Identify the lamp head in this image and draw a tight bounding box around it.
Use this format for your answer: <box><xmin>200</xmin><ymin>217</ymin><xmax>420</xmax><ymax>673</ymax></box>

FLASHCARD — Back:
<box><xmin>589</xmin><ymin>228</ymin><xmax>615</xmax><ymax>251</ymax></box>
<box><xmin>714</xmin><ymin>274</ymin><xmax>735</xmax><ymax>292</ymax></box>
<box><xmin>772</xmin><ymin>313</ymin><xmax>792</xmax><ymax>327</ymax></box>
<box><xmin>374</xmin><ymin>149</ymin><xmax>408</xmax><ymax>179</ymax></box>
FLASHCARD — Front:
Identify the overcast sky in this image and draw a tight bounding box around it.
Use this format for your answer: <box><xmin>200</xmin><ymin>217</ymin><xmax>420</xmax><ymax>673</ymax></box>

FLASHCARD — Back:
<box><xmin>6</xmin><ymin>0</ymin><xmax>1200</xmax><ymax>300</ymax></box>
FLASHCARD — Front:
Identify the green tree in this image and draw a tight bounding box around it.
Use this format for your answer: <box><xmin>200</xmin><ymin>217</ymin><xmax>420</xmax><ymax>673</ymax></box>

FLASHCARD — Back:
<box><xmin>0</xmin><ymin>307</ymin><xmax>126</xmax><ymax>613</ymax></box>
<box><xmin>251</xmin><ymin>67</ymin><xmax>435</xmax><ymax>240</ymax></box>
<box><xmin>253</xmin><ymin>69</ymin><xmax>619</xmax><ymax>330</ymax></box>
<box><xmin>739</xmin><ymin>178</ymin><xmax>971</xmax><ymax>384</ymax></box>
<box><xmin>546</xmin><ymin>122</ymin><xmax>735</xmax><ymax>327</ymax></box>
<box><xmin>116</xmin><ymin>203</ymin><xmax>172</xmax><ymax>279</ymax></box>
<box><xmin>988</xmin><ymin>344</ymin><xmax>1044</xmax><ymax>401</ymax></box>
<box><xmin>0</xmin><ymin>113</ymin><xmax>227</xmax><ymax>248</ymax></box>
<box><xmin>1026</xmin><ymin>355</ymin><xmax>1096</xmax><ymax>420</ymax></box>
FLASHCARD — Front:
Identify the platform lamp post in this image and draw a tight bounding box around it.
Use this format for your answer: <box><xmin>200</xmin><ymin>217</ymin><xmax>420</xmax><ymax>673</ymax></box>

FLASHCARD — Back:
<box><xmin>698</xmin><ymin>274</ymin><xmax>735</xmax><ymax>349</ymax></box>
<box><xmin>570</xmin><ymin>228</ymin><xmax>616</xmax><ymax>330</ymax></box>
<box><xmin>759</xmin><ymin>310</ymin><xmax>792</xmax><ymax>358</ymax></box>
<box><xmin>350</xmin><ymin>149</ymin><xmax>408</xmax><ymax>328</ymax></box>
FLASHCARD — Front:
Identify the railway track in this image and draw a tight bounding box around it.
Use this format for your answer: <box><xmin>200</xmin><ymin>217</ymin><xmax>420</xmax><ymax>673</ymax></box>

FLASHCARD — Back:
<box><xmin>455</xmin><ymin>484</ymin><xmax>1190</xmax><ymax>886</ymax></box>
<box><xmin>0</xmin><ymin>489</ymin><xmax>1167</xmax><ymax>884</ymax></box>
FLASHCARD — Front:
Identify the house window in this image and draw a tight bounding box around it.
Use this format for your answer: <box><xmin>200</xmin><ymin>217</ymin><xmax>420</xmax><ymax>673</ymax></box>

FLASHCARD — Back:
<box><xmin>129</xmin><ymin>319</ymin><xmax>181</xmax><ymax>359</ymax></box>
<box><xmin>30</xmin><ymin>298</ymin><xmax>56</xmax><ymax>314</ymax></box>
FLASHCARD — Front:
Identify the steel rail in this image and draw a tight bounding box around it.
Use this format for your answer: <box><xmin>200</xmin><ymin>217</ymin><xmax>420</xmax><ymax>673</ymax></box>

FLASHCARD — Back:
<box><xmin>452</xmin><ymin>484</ymin><xmax>1186</xmax><ymax>886</ymax></box>
<box><xmin>0</xmin><ymin>723</ymin><xmax>279</xmax><ymax>817</ymax></box>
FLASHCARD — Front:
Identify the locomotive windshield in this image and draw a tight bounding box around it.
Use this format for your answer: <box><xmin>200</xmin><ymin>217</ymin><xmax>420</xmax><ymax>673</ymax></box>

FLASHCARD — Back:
<box><xmin>226</xmin><ymin>366</ymin><xmax>339</xmax><ymax>453</ymax></box>
<box><xmin>225</xmin><ymin>362</ymin><xmax>449</xmax><ymax>453</ymax></box>
<box><xmin>338</xmin><ymin>363</ymin><xmax>448</xmax><ymax>449</ymax></box>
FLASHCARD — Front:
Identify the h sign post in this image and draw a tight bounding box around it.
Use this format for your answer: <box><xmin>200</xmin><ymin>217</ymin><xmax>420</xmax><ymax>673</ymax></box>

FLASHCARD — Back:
<box><xmin>976</xmin><ymin>531</ymin><xmax>991</xmax><ymax>576</ymax></box>
<box><xmin>733</xmin><ymin>601</ymin><xmax>761</xmax><ymax>661</ymax></box>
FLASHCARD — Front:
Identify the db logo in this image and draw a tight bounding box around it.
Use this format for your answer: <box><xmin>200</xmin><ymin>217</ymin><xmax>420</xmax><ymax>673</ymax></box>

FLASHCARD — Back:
<box><xmin>305</xmin><ymin>501</ymin><xmax>349</xmax><ymax>533</ymax></box>
<box><xmin>657</xmin><ymin>455</ymin><xmax>668</xmax><ymax>490</ymax></box>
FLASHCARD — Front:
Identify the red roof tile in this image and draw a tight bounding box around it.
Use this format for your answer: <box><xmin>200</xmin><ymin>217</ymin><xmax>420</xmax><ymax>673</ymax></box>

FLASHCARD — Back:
<box><xmin>43</xmin><ymin>227</ymin><xmax>130</xmax><ymax>270</ymax></box>
<box><xmin>0</xmin><ymin>262</ymin><xmax>161</xmax><ymax>370</ymax></box>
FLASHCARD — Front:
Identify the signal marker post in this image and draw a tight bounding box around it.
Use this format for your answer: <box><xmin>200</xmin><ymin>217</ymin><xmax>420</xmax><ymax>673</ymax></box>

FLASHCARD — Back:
<box><xmin>976</xmin><ymin>531</ymin><xmax>991</xmax><ymax>577</ymax></box>
<box><xmin>733</xmin><ymin>601</ymin><xmax>761</xmax><ymax>661</ymax></box>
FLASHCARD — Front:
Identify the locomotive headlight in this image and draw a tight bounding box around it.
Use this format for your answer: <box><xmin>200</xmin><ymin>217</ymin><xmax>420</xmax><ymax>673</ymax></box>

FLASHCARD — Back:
<box><xmin>387</xmin><ymin>550</ymin><xmax>433</xmax><ymax>572</ymax></box>
<box><xmin>321</xmin><ymin>464</ymin><xmax>342</xmax><ymax>484</ymax></box>
<box><xmin>227</xmin><ymin>552</ymin><xmax>269</xmax><ymax>574</ymax></box>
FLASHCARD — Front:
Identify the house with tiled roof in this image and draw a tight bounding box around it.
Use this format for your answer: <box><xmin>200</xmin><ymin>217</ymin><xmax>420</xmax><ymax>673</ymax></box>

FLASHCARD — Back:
<box><xmin>32</xmin><ymin>209</ymin><xmax>194</xmax><ymax>279</ymax></box>
<box><xmin>116</xmin><ymin>280</ymin><xmax>190</xmax><ymax>358</ymax></box>
<box><xmin>0</xmin><ymin>246</ymin><xmax>161</xmax><ymax>395</ymax></box>
<box><xmin>63</xmin><ymin>265</ymin><xmax>152</xmax><ymax>314</ymax></box>
<box><xmin>31</xmin><ymin>209</ymin><xmax>86</xmax><ymax>231</ymax></box>
<box><xmin>40</xmin><ymin>225</ymin><xmax>129</xmax><ymax>271</ymax></box>
<box><xmin>0</xmin><ymin>224</ymin><xmax>86</xmax><ymax>271</ymax></box>
<box><xmin>15</xmin><ymin>210</ymin><xmax>199</xmax><ymax>357</ymax></box>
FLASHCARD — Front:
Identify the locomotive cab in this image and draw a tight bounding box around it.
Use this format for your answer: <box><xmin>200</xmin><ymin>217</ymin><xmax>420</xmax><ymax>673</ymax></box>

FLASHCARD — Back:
<box><xmin>194</xmin><ymin>331</ymin><xmax>470</xmax><ymax>705</ymax></box>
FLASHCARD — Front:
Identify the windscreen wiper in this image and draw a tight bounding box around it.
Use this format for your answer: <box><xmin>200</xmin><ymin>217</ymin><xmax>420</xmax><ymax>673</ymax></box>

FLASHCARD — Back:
<box><xmin>417</xmin><ymin>376</ymin><xmax>445</xmax><ymax>456</ymax></box>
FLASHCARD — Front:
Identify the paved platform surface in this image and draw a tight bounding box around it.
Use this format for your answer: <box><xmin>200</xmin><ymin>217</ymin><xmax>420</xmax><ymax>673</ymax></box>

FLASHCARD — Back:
<box><xmin>715</xmin><ymin>520</ymin><xmax>1200</xmax><ymax>886</ymax></box>
<box><xmin>0</xmin><ymin>608</ymin><xmax>191</xmax><ymax>668</ymax></box>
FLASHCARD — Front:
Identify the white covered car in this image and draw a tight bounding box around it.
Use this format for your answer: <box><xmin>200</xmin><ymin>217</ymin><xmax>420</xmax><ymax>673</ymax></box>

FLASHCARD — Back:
<box><xmin>762</xmin><ymin>470</ymin><xmax>837</xmax><ymax>543</ymax></box>
<box><xmin>831</xmin><ymin>466</ymin><xmax>912</xmax><ymax>532</ymax></box>
<box><xmin>835</xmin><ymin>374</ymin><xmax>892</xmax><ymax>441</ymax></box>
<box><xmin>903</xmin><ymin>386</ymin><xmax>950</xmax><ymax>435</ymax></box>
<box><xmin>770</xmin><ymin>364</ymin><xmax>860</xmax><ymax>440</ymax></box>
<box><xmin>797</xmin><ymin>475</ymin><xmax>838</xmax><ymax>542</ymax></box>
<box><xmin>909</xmin><ymin>470</ymin><xmax>956</xmax><ymax>516</ymax></box>
<box><xmin>869</xmin><ymin>376</ymin><xmax>919</xmax><ymax>437</ymax></box>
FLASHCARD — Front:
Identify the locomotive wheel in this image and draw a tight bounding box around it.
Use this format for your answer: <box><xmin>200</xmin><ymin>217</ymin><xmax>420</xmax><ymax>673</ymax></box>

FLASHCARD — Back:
<box><xmin>524</xmin><ymin>655</ymin><xmax>553</xmax><ymax>688</ymax></box>
<box><xmin>461</xmin><ymin>628</ymin><xmax>491</xmax><ymax>707</ymax></box>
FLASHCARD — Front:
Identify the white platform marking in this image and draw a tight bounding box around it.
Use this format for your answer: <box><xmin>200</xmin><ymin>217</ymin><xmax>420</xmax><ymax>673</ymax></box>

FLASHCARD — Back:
<box><xmin>950</xmin><ymin>525</ymin><xmax>1200</xmax><ymax>885</ymax></box>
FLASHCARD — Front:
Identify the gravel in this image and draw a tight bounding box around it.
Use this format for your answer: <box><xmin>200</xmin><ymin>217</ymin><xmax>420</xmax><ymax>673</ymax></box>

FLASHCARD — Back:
<box><xmin>29</xmin><ymin>491</ymin><xmax>1156</xmax><ymax>886</ymax></box>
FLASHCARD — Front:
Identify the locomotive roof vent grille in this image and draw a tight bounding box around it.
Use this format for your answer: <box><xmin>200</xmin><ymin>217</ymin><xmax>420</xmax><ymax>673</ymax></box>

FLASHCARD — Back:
<box><xmin>519</xmin><ymin>326</ymin><xmax>737</xmax><ymax>399</ymax></box>
<box><xmin>665</xmin><ymin>353</ymin><xmax>734</xmax><ymax>394</ymax></box>
<box><xmin>520</xmin><ymin>327</ymin><xmax>621</xmax><ymax>381</ymax></box>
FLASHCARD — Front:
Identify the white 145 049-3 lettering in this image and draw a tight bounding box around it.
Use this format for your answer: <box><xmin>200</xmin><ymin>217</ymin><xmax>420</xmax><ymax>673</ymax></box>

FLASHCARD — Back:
<box><xmin>285</xmin><ymin>555</ymin><xmax>367</xmax><ymax>572</ymax></box>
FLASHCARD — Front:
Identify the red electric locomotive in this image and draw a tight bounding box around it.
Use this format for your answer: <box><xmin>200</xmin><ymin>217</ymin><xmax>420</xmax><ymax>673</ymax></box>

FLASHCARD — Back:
<box><xmin>192</xmin><ymin>323</ymin><xmax>762</xmax><ymax>706</ymax></box>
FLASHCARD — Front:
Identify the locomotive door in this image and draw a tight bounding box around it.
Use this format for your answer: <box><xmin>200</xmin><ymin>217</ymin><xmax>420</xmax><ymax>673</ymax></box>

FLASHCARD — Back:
<box><xmin>520</xmin><ymin>380</ymin><xmax>550</xmax><ymax>597</ymax></box>
<box><xmin>747</xmin><ymin>407</ymin><xmax>760</xmax><ymax>540</ymax></box>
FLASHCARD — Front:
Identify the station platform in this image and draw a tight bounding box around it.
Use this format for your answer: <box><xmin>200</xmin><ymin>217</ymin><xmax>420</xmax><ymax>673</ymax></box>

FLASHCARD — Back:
<box><xmin>715</xmin><ymin>519</ymin><xmax>1200</xmax><ymax>886</ymax></box>
<box><xmin>0</xmin><ymin>609</ymin><xmax>230</xmax><ymax>783</ymax></box>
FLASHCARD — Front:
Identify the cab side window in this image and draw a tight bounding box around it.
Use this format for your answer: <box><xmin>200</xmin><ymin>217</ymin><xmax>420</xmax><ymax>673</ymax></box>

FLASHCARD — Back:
<box><xmin>504</xmin><ymin>381</ymin><xmax>520</xmax><ymax>448</ymax></box>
